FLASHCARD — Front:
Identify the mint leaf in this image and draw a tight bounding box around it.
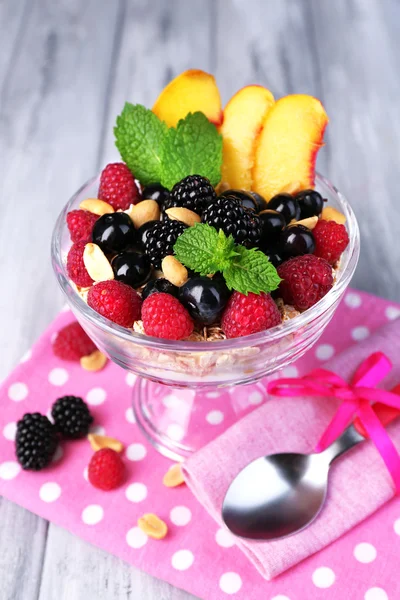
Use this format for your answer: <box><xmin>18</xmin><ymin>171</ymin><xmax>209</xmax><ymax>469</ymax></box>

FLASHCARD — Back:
<box><xmin>114</xmin><ymin>103</ymin><xmax>168</xmax><ymax>186</ymax></box>
<box><xmin>161</xmin><ymin>112</ymin><xmax>223</xmax><ymax>189</ymax></box>
<box><xmin>223</xmin><ymin>245</ymin><xmax>282</xmax><ymax>295</ymax></box>
<box><xmin>173</xmin><ymin>223</ymin><xmax>234</xmax><ymax>275</ymax></box>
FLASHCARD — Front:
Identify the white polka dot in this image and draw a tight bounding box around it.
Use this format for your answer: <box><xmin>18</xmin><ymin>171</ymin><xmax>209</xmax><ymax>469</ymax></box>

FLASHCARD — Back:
<box><xmin>206</xmin><ymin>392</ymin><xmax>220</xmax><ymax>399</ymax></box>
<box><xmin>312</xmin><ymin>566</ymin><xmax>335</xmax><ymax>588</ymax></box>
<box><xmin>8</xmin><ymin>382</ymin><xmax>28</xmax><ymax>401</ymax></box>
<box><xmin>315</xmin><ymin>344</ymin><xmax>335</xmax><ymax>361</ymax></box>
<box><xmin>3</xmin><ymin>422</ymin><xmax>17</xmax><ymax>441</ymax></box>
<box><xmin>86</xmin><ymin>387</ymin><xmax>107</xmax><ymax>405</ymax></box>
<box><xmin>83</xmin><ymin>466</ymin><xmax>89</xmax><ymax>481</ymax></box>
<box><xmin>126</xmin><ymin>526</ymin><xmax>148</xmax><ymax>549</ymax></box>
<box><xmin>20</xmin><ymin>349</ymin><xmax>32</xmax><ymax>363</ymax></box>
<box><xmin>0</xmin><ymin>461</ymin><xmax>21</xmax><ymax>480</ymax></box>
<box><xmin>82</xmin><ymin>504</ymin><xmax>104</xmax><ymax>525</ymax></box>
<box><xmin>394</xmin><ymin>518</ymin><xmax>400</xmax><ymax>535</ymax></box>
<box><xmin>39</xmin><ymin>482</ymin><xmax>62</xmax><ymax>503</ymax></box>
<box><xmin>206</xmin><ymin>410</ymin><xmax>224</xmax><ymax>425</ymax></box>
<box><xmin>125</xmin><ymin>408</ymin><xmax>135</xmax><ymax>423</ymax></box>
<box><xmin>219</xmin><ymin>572</ymin><xmax>242</xmax><ymax>594</ymax></box>
<box><xmin>271</xmin><ymin>596</ymin><xmax>291</xmax><ymax>600</ymax></box>
<box><xmin>52</xmin><ymin>446</ymin><xmax>64</xmax><ymax>463</ymax></box>
<box><xmin>215</xmin><ymin>528</ymin><xmax>235</xmax><ymax>548</ymax></box>
<box><xmin>351</xmin><ymin>326</ymin><xmax>370</xmax><ymax>341</ymax></box>
<box><xmin>171</xmin><ymin>549</ymin><xmax>194</xmax><ymax>571</ymax></box>
<box><xmin>386</xmin><ymin>306</ymin><xmax>400</xmax><ymax>321</ymax></box>
<box><xmin>162</xmin><ymin>394</ymin><xmax>181</xmax><ymax>408</ymax></box>
<box><xmin>365</xmin><ymin>588</ymin><xmax>388</xmax><ymax>600</ymax></box>
<box><xmin>48</xmin><ymin>368</ymin><xmax>69</xmax><ymax>386</ymax></box>
<box><xmin>248</xmin><ymin>391</ymin><xmax>263</xmax><ymax>405</ymax></box>
<box><xmin>345</xmin><ymin>292</ymin><xmax>362</xmax><ymax>308</ymax></box>
<box><xmin>89</xmin><ymin>425</ymin><xmax>106</xmax><ymax>436</ymax></box>
<box><xmin>170</xmin><ymin>506</ymin><xmax>192</xmax><ymax>526</ymax></box>
<box><xmin>354</xmin><ymin>542</ymin><xmax>377</xmax><ymax>563</ymax></box>
<box><xmin>125</xmin><ymin>482</ymin><xmax>147</xmax><ymax>503</ymax></box>
<box><xmin>126</xmin><ymin>443</ymin><xmax>147</xmax><ymax>461</ymax></box>
<box><xmin>281</xmin><ymin>366</ymin><xmax>299</xmax><ymax>377</ymax></box>
<box><xmin>167</xmin><ymin>423</ymin><xmax>185</xmax><ymax>441</ymax></box>
<box><xmin>125</xmin><ymin>373</ymin><xmax>136</xmax><ymax>387</ymax></box>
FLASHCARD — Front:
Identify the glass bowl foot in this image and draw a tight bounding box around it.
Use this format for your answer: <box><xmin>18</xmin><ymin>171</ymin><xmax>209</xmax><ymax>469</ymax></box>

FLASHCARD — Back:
<box><xmin>132</xmin><ymin>376</ymin><xmax>267</xmax><ymax>461</ymax></box>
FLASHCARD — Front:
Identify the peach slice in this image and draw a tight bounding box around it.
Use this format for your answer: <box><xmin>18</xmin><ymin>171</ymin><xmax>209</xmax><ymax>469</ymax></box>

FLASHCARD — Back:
<box><xmin>219</xmin><ymin>86</ymin><xmax>275</xmax><ymax>190</ymax></box>
<box><xmin>152</xmin><ymin>69</ymin><xmax>223</xmax><ymax>128</ymax></box>
<box><xmin>252</xmin><ymin>94</ymin><xmax>329</xmax><ymax>201</ymax></box>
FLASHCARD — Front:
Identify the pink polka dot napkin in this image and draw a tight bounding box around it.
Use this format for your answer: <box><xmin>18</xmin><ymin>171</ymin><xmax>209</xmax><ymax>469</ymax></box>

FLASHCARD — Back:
<box><xmin>1</xmin><ymin>290</ymin><xmax>400</xmax><ymax>600</ymax></box>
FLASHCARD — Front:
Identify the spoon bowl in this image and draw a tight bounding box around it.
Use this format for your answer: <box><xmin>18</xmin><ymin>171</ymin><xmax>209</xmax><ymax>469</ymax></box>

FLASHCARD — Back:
<box><xmin>222</xmin><ymin>452</ymin><xmax>330</xmax><ymax>540</ymax></box>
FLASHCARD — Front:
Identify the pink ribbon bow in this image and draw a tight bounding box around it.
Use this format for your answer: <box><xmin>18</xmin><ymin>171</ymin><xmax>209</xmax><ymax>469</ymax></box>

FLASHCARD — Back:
<box><xmin>268</xmin><ymin>352</ymin><xmax>400</xmax><ymax>492</ymax></box>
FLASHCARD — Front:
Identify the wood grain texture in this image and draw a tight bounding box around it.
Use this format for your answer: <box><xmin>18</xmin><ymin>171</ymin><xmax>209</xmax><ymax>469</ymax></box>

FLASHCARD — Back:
<box><xmin>1</xmin><ymin>0</ymin><xmax>399</xmax><ymax>598</ymax></box>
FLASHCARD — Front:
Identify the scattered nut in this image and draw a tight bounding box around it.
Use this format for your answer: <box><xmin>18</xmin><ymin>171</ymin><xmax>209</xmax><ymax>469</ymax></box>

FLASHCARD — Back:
<box><xmin>161</xmin><ymin>255</ymin><xmax>188</xmax><ymax>287</ymax></box>
<box><xmin>79</xmin><ymin>198</ymin><xmax>114</xmax><ymax>215</ymax></box>
<box><xmin>215</xmin><ymin>181</ymin><xmax>230</xmax><ymax>194</ymax></box>
<box><xmin>83</xmin><ymin>243</ymin><xmax>114</xmax><ymax>282</ymax></box>
<box><xmin>87</xmin><ymin>433</ymin><xmax>124</xmax><ymax>452</ymax></box>
<box><xmin>80</xmin><ymin>350</ymin><xmax>108</xmax><ymax>371</ymax></box>
<box><xmin>125</xmin><ymin>200</ymin><xmax>160</xmax><ymax>228</ymax></box>
<box><xmin>137</xmin><ymin>513</ymin><xmax>168</xmax><ymax>540</ymax></box>
<box><xmin>295</xmin><ymin>215</ymin><xmax>318</xmax><ymax>230</ymax></box>
<box><xmin>162</xmin><ymin>463</ymin><xmax>185</xmax><ymax>487</ymax></box>
<box><xmin>278</xmin><ymin>181</ymin><xmax>304</xmax><ymax>195</ymax></box>
<box><xmin>321</xmin><ymin>206</ymin><xmax>346</xmax><ymax>224</ymax></box>
<box><xmin>165</xmin><ymin>207</ymin><xmax>201</xmax><ymax>227</ymax></box>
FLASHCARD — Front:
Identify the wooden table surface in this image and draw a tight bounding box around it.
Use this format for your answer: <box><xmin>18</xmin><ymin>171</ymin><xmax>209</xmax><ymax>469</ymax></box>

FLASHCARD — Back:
<box><xmin>1</xmin><ymin>0</ymin><xmax>400</xmax><ymax>598</ymax></box>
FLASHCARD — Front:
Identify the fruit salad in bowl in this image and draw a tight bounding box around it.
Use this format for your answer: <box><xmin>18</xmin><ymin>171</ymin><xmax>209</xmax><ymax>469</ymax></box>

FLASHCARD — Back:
<box><xmin>52</xmin><ymin>70</ymin><xmax>359</xmax><ymax>458</ymax></box>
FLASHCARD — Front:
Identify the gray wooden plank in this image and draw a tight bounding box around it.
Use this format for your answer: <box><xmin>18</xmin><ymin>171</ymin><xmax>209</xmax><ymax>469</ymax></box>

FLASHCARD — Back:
<box><xmin>38</xmin><ymin>525</ymin><xmax>197</xmax><ymax>600</ymax></box>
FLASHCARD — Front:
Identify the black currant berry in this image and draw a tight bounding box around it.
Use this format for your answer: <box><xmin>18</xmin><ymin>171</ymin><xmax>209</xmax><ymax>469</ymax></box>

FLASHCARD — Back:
<box><xmin>141</xmin><ymin>278</ymin><xmax>179</xmax><ymax>301</ymax></box>
<box><xmin>142</xmin><ymin>183</ymin><xmax>170</xmax><ymax>207</ymax></box>
<box><xmin>92</xmin><ymin>213</ymin><xmax>136</xmax><ymax>254</ymax></box>
<box><xmin>295</xmin><ymin>189</ymin><xmax>324</xmax><ymax>218</ymax></box>
<box><xmin>179</xmin><ymin>277</ymin><xmax>231</xmax><ymax>326</ymax></box>
<box><xmin>268</xmin><ymin>193</ymin><xmax>301</xmax><ymax>224</ymax></box>
<box><xmin>112</xmin><ymin>251</ymin><xmax>151</xmax><ymax>288</ymax></box>
<box><xmin>280</xmin><ymin>225</ymin><xmax>316</xmax><ymax>258</ymax></box>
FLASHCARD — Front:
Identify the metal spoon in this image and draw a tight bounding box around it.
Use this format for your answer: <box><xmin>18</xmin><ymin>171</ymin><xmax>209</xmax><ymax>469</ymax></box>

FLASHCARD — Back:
<box><xmin>222</xmin><ymin>403</ymin><xmax>398</xmax><ymax>541</ymax></box>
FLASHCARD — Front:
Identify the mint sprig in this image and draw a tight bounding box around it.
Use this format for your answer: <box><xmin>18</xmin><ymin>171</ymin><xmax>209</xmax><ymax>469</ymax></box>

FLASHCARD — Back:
<box><xmin>115</xmin><ymin>103</ymin><xmax>168</xmax><ymax>186</ymax></box>
<box><xmin>174</xmin><ymin>223</ymin><xmax>281</xmax><ymax>295</ymax></box>
<box><xmin>114</xmin><ymin>105</ymin><xmax>222</xmax><ymax>188</ymax></box>
<box><xmin>160</xmin><ymin>112</ymin><xmax>223</xmax><ymax>189</ymax></box>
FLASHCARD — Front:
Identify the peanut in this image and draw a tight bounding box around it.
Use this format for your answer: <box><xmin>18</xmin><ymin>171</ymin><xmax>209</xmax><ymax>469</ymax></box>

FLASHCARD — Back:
<box><xmin>125</xmin><ymin>200</ymin><xmax>160</xmax><ymax>228</ymax></box>
<box><xmin>162</xmin><ymin>255</ymin><xmax>188</xmax><ymax>287</ymax></box>
<box><xmin>79</xmin><ymin>198</ymin><xmax>114</xmax><ymax>215</ymax></box>
<box><xmin>295</xmin><ymin>215</ymin><xmax>319</xmax><ymax>230</ymax></box>
<box><xmin>162</xmin><ymin>463</ymin><xmax>185</xmax><ymax>487</ymax></box>
<box><xmin>83</xmin><ymin>243</ymin><xmax>114</xmax><ymax>282</ymax></box>
<box><xmin>80</xmin><ymin>350</ymin><xmax>108</xmax><ymax>372</ymax></box>
<box><xmin>137</xmin><ymin>513</ymin><xmax>168</xmax><ymax>540</ymax></box>
<box><xmin>321</xmin><ymin>206</ymin><xmax>346</xmax><ymax>224</ymax></box>
<box><xmin>165</xmin><ymin>207</ymin><xmax>201</xmax><ymax>227</ymax></box>
<box><xmin>87</xmin><ymin>433</ymin><xmax>124</xmax><ymax>452</ymax></box>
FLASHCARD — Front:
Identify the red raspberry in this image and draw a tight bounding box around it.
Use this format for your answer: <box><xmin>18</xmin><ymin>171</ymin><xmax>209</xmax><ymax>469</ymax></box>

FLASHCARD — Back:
<box><xmin>52</xmin><ymin>321</ymin><xmax>97</xmax><ymax>361</ymax></box>
<box><xmin>141</xmin><ymin>293</ymin><xmax>194</xmax><ymax>340</ymax></box>
<box><xmin>66</xmin><ymin>210</ymin><xmax>98</xmax><ymax>243</ymax></box>
<box><xmin>87</xmin><ymin>280</ymin><xmax>142</xmax><ymax>327</ymax></box>
<box><xmin>88</xmin><ymin>448</ymin><xmax>125</xmax><ymax>491</ymax></box>
<box><xmin>67</xmin><ymin>241</ymin><xmax>94</xmax><ymax>288</ymax></box>
<box><xmin>221</xmin><ymin>292</ymin><xmax>281</xmax><ymax>339</ymax></box>
<box><xmin>313</xmin><ymin>219</ymin><xmax>349</xmax><ymax>265</ymax></box>
<box><xmin>278</xmin><ymin>254</ymin><xmax>333</xmax><ymax>311</ymax></box>
<box><xmin>98</xmin><ymin>163</ymin><xmax>141</xmax><ymax>210</ymax></box>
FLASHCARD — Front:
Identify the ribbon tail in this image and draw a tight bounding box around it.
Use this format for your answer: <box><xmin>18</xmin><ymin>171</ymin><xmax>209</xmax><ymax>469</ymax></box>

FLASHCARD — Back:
<box><xmin>315</xmin><ymin>400</ymin><xmax>357</xmax><ymax>452</ymax></box>
<box><xmin>359</xmin><ymin>402</ymin><xmax>400</xmax><ymax>494</ymax></box>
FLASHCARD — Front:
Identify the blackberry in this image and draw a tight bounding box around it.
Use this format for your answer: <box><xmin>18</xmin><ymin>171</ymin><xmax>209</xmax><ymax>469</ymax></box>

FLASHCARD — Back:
<box><xmin>164</xmin><ymin>175</ymin><xmax>216</xmax><ymax>215</ymax></box>
<box><xmin>15</xmin><ymin>413</ymin><xmax>58</xmax><ymax>471</ymax></box>
<box><xmin>51</xmin><ymin>396</ymin><xmax>93</xmax><ymax>439</ymax></box>
<box><xmin>144</xmin><ymin>220</ymin><xmax>187</xmax><ymax>269</ymax></box>
<box><xmin>202</xmin><ymin>195</ymin><xmax>262</xmax><ymax>246</ymax></box>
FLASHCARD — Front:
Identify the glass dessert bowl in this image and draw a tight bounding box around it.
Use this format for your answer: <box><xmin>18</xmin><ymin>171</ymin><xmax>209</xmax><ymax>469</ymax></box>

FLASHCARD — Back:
<box><xmin>51</xmin><ymin>172</ymin><xmax>360</xmax><ymax>460</ymax></box>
